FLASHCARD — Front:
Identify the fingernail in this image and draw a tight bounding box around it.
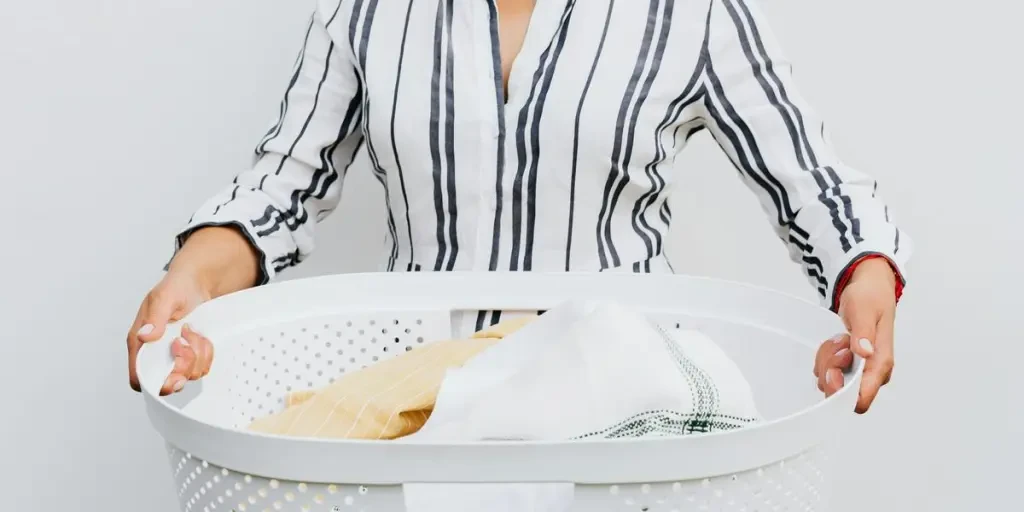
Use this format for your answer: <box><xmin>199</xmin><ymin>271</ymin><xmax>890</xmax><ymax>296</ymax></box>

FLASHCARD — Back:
<box><xmin>172</xmin><ymin>379</ymin><xmax>186</xmax><ymax>393</ymax></box>
<box><xmin>181</xmin><ymin>323</ymin><xmax>191</xmax><ymax>333</ymax></box>
<box><xmin>835</xmin><ymin>348</ymin><xmax>850</xmax><ymax>358</ymax></box>
<box><xmin>858</xmin><ymin>338</ymin><xmax>874</xmax><ymax>355</ymax></box>
<box><xmin>825</xmin><ymin>370</ymin><xmax>833</xmax><ymax>385</ymax></box>
<box><xmin>831</xmin><ymin>333</ymin><xmax>846</xmax><ymax>344</ymax></box>
<box><xmin>137</xmin><ymin>324</ymin><xmax>154</xmax><ymax>336</ymax></box>
<box><xmin>178</xmin><ymin>337</ymin><xmax>190</xmax><ymax>347</ymax></box>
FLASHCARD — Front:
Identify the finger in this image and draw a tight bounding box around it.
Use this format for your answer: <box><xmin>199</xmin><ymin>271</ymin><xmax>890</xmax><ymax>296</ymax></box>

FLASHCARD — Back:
<box><xmin>137</xmin><ymin>291</ymin><xmax>184</xmax><ymax>344</ymax></box>
<box><xmin>857</xmin><ymin>313</ymin><xmax>895</xmax><ymax>413</ymax></box>
<box><xmin>814</xmin><ymin>333</ymin><xmax>849</xmax><ymax>378</ymax></box>
<box><xmin>824</xmin><ymin>367</ymin><xmax>845</xmax><ymax>396</ymax></box>
<box><xmin>845</xmin><ymin>304</ymin><xmax>880</xmax><ymax>360</ymax></box>
<box><xmin>127</xmin><ymin>306</ymin><xmax>150</xmax><ymax>391</ymax></box>
<box><xmin>161</xmin><ymin>337</ymin><xmax>197</xmax><ymax>394</ymax></box>
<box><xmin>181</xmin><ymin>324</ymin><xmax>214</xmax><ymax>378</ymax></box>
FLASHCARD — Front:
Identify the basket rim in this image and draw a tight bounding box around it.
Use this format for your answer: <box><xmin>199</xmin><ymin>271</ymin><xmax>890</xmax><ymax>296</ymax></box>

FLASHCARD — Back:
<box><xmin>138</xmin><ymin>271</ymin><xmax>862</xmax><ymax>484</ymax></box>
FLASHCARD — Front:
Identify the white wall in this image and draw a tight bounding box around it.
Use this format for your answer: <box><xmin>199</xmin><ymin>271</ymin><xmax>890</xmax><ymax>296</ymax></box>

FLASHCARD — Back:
<box><xmin>1</xmin><ymin>0</ymin><xmax>1020</xmax><ymax>510</ymax></box>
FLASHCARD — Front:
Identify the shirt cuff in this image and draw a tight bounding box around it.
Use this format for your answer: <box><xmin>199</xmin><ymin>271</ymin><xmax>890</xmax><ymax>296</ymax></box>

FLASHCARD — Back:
<box><xmin>831</xmin><ymin>252</ymin><xmax>906</xmax><ymax>312</ymax></box>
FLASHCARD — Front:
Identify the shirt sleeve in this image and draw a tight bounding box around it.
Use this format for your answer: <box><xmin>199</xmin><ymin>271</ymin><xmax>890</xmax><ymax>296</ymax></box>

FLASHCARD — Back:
<box><xmin>698</xmin><ymin>0</ymin><xmax>910</xmax><ymax>310</ymax></box>
<box><xmin>172</xmin><ymin>6</ymin><xmax>364</xmax><ymax>285</ymax></box>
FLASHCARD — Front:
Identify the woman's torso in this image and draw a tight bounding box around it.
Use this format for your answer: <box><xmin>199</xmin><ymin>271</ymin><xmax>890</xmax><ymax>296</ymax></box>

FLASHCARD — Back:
<box><xmin>325</xmin><ymin>0</ymin><xmax>710</xmax><ymax>274</ymax></box>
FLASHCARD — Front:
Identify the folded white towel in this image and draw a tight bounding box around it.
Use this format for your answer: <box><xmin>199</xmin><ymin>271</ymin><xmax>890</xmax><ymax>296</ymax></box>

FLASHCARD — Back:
<box><xmin>403</xmin><ymin>300</ymin><xmax>761</xmax><ymax>512</ymax></box>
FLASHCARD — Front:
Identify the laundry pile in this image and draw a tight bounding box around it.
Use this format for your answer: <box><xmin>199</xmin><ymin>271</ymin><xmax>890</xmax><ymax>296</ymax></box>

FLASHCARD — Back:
<box><xmin>248</xmin><ymin>299</ymin><xmax>762</xmax><ymax>512</ymax></box>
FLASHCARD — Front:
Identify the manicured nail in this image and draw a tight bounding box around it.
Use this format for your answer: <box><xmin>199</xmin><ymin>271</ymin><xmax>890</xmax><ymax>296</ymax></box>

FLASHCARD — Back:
<box><xmin>825</xmin><ymin>370</ymin><xmax>833</xmax><ymax>385</ymax></box>
<box><xmin>178</xmin><ymin>337</ymin><xmax>190</xmax><ymax>347</ymax></box>
<box><xmin>858</xmin><ymin>338</ymin><xmax>874</xmax><ymax>355</ymax></box>
<box><xmin>831</xmin><ymin>333</ymin><xmax>846</xmax><ymax>344</ymax></box>
<box><xmin>835</xmin><ymin>348</ymin><xmax>850</xmax><ymax>358</ymax></box>
<box><xmin>172</xmin><ymin>379</ymin><xmax>186</xmax><ymax>392</ymax></box>
<box><xmin>181</xmin><ymin>323</ymin><xmax>191</xmax><ymax>333</ymax></box>
<box><xmin>138</xmin><ymin>324</ymin><xmax>154</xmax><ymax>336</ymax></box>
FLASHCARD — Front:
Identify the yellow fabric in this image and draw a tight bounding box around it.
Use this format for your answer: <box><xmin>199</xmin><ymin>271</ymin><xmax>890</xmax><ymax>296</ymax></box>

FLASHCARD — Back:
<box><xmin>248</xmin><ymin>315</ymin><xmax>536</xmax><ymax>440</ymax></box>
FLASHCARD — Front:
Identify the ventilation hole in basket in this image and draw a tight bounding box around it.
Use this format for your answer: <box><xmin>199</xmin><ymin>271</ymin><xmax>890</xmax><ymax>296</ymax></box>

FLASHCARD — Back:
<box><xmin>337</xmin><ymin>349</ymin><xmax>344</xmax><ymax>355</ymax></box>
<box><xmin>359</xmin><ymin>329</ymin><xmax>365</xmax><ymax>335</ymax></box>
<box><xmin>416</xmin><ymin>319</ymin><xmax>423</xmax><ymax>325</ymax></box>
<box><xmin>624</xmin><ymin>498</ymin><xmax>635</xmax><ymax>506</ymax></box>
<box><xmin>405</xmin><ymin>346</ymin><xmax>412</xmax><ymax>352</ymax></box>
<box><xmin>327</xmin><ymin>485</ymin><xmax>338</xmax><ymax>494</ymax></box>
<box><xmin>360</xmin><ymin>348</ymin><xmax>367</xmax><ymax>354</ymax></box>
<box><xmin>701</xmin><ymin>478</ymin><xmax>710</xmax><ymax>488</ymax></box>
<box><xmin>286</xmin><ymin>385</ymin><xmax>293</xmax><ymax>392</ymax></box>
<box><xmin>383</xmin><ymin>346</ymin><xmax>389</xmax><ymax>353</ymax></box>
<box><xmin>285</xmin><ymin>492</ymin><xmax>295</xmax><ymax>502</ymax></box>
<box><xmin>292</xmin><ymin>338</ymin><xmax>297</xmax><ymax>344</ymax></box>
<box><xmin>417</xmin><ymin>337</ymin><xmax>424</xmax><ymax>344</ymax></box>
<box><xmin>405</xmin><ymin>328</ymin><xmax>411</xmax><ymax>334</ymax></box>
<box><xmin>305</xmin><ymin>363</ymin><xmax>312</xmax><ymax>370</ymax></box>
<box><xmin>370</xmin><ymin>337</ymin><xmax>377</xmax><ymax>344</ymax></box>
<box><xmin>372</xmin><ymin>356</ymin><xmax>379</xmax><ymax>362</ymax></box>
<box><xmin>313</xmin><ymin>494</ymin><xmax>325</xmax><ymax>504</ymax></box>
<box><xmin>640</xmin><ymin>484</ymin><xmax>651</xmax><ymax>494</ymax></box>
<box><xmin>225</xmin><ymin>489</ymin><xmax>234</xmax><ymax>498</ymax></box>
<box><xmin>348</xmin><ymin>339</ymin><xmax>354</xmax><ymax>345</ymax></box>
<box><xmin>344</xmin><ymin>496</ymin><xmax>354</xmax><ymax>506</ymax></box>
<box><xmin>609</xmin><ymin>485</ymin><xmax>619</xmax><ymax>495</ymax></box>
<box><xmin>671</xmin><ymin>482</ymin><xmax>681</xmax><ymax>492</ymax></box>
<box><xmin>382</xmin><ymin>328</ymin><xmax>388</xmax><ymax>335</ymax></box>
<box><xmin>359</xmin><ymin>486</ymin><xmax>368</xmax><ymax>495</ymax></box>
<box><xmin>236</xmin><ymin>504</ymin><xmax>246</xmax><ymax>511</ymax></box>
<box><xmin>297</xmin><ymin>483</ymin><xmax>308</xmax><ymax>493</ymax></box>
<box><xmin>313</xmin><ymin>334</ymin><xmax>320</xmax><ymax>341</ymax></box>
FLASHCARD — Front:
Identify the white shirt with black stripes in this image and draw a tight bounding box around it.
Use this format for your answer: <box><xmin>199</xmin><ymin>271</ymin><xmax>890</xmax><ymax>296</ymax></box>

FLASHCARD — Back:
<box><xmin>174</xmin><ymin>0</ymin><xmax>910</xmax><ymax>329</ymax></box>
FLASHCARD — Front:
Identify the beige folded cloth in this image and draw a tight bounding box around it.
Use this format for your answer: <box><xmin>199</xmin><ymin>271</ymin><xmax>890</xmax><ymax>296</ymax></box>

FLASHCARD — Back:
<box><xmin>248</xmin><ymin>315</ymin><xmax>536</xmax><ymax>439</ymax></box>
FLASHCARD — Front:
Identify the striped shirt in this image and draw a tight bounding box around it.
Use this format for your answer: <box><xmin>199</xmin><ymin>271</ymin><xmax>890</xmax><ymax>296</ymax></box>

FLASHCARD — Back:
<box><xmin>175</xmin><ymin>0</ymin><xmax>910</xmax><ymax>319</ymax></box>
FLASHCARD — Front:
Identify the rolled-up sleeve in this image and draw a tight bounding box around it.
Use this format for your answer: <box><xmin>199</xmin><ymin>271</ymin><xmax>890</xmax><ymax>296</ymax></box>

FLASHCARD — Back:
<box><xmin>173</xmin><ymin>5</ymin><xmax>364</xmax><ymax>285</ymax></box>
<box><xmin>698</xmin><ymin>0</ymin><xmax>910</xmax><ymax>309</ymax></box>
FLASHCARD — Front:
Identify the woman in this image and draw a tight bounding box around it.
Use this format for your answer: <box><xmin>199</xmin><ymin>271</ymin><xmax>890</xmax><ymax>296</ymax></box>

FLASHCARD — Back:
<box><xmin>126</xmin><ymin>0</ymin><xmax>909</xmax><ymax>413</ymax></box>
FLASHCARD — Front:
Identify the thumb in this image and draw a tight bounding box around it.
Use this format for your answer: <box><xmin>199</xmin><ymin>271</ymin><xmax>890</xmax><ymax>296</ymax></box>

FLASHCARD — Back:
<box><xmin>844</xmin><ymin>305</ymin><xmax>878</xmax><ymax>359</ymax></box>
<box><xmin>136</xmin><ymin>292</ymin><xmax>184</xmax><ymax>344</ymax></box>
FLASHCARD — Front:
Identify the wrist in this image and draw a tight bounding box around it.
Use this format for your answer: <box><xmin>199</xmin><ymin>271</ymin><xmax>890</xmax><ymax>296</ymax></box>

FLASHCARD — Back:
<box><xmin>168</xmin><ymin>225</ymin><xmax>261</xmax><ymax>299</ymax></box>
<box><xmin>849</xmin><ymin>257</ymin><xmax>897</xmax><ymax>288</ymax></box>
<box><xmin>833</xmin><ymin>253</ymin><xmax>904</xmax><ymax>311</ymax></box>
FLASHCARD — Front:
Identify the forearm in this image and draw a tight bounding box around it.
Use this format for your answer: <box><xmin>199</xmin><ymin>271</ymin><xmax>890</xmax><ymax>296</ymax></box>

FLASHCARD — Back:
<box><xmin>168</xmin><ymin>225</ymin><xmax>261</xmax><ymax>299</ymax></box>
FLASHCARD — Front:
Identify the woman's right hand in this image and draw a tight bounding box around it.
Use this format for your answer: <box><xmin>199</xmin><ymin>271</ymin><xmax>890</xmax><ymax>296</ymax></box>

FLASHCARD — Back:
<box><xmin>127</xmin><ymin>269</ymin><xmax>215</xmax><ymax>395</ymax></box>
<box><xmin>126</xmin><ymin>225</ymin><xmax>261</xmax><ymax>395</ymax></box>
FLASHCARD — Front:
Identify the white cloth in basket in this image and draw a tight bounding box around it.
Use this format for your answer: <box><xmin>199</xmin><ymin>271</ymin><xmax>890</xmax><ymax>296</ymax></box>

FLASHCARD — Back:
<box><xmin>401</xmin><ymin>299</ymin><xmax>762</xmax><ymax>512</ymax></box>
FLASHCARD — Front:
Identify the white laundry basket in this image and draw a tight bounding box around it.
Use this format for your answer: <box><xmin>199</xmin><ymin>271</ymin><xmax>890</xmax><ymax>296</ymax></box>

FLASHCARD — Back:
<box><xmin>136</xmin><ymin>272</ymin><xmax>863</xmax><ymax>512</ymax></box>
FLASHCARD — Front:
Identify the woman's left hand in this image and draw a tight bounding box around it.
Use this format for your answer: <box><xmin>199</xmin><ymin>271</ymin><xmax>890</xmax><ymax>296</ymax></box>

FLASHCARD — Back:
<box><xmin>813</xmin><ymin>257</ymin><xmax>899</xmax><ymax>413</ymax></box>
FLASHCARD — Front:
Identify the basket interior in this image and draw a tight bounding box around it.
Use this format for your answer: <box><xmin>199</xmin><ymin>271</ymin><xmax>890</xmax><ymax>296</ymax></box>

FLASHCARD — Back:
<box><xmin>164</xmin><ymin>308</ymin><xmax>822</xmax><ymax>431</ymax></box>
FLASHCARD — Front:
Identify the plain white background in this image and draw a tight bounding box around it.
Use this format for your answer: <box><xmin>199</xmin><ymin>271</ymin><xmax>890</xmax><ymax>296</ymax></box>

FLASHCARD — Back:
<box><xmin>1</xmin><ymin>0</ymin><xmax>1021</xmax><ymax>510</ymax></box>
